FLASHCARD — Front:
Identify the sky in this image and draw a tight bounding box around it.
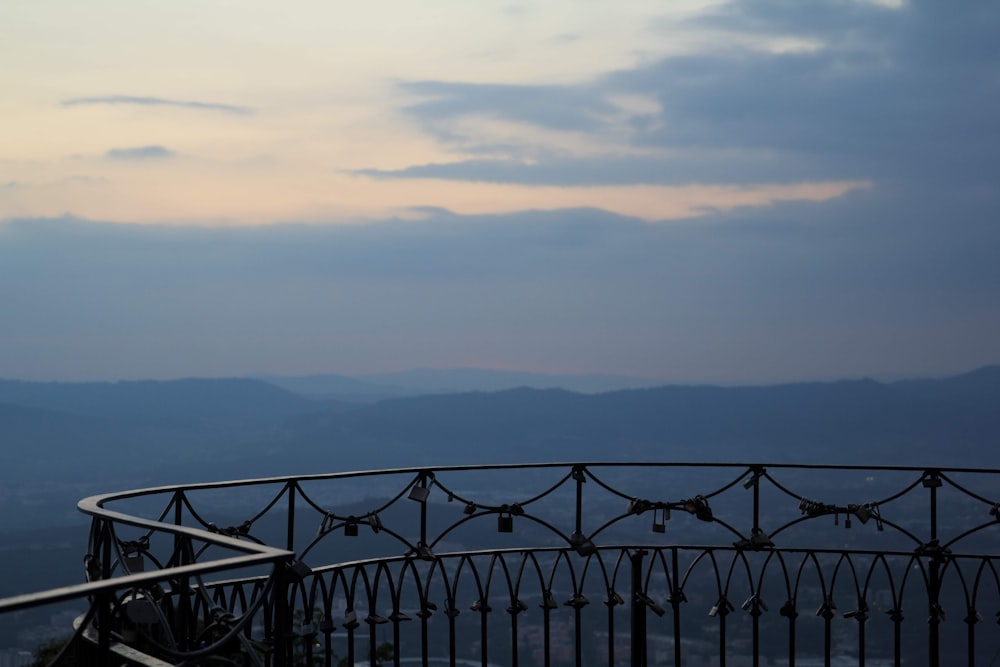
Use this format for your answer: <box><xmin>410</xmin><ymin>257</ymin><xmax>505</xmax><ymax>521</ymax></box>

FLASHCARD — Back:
<box><xmin>1</xmin><ymin>0</ymin><xmax>998</xmax><ymax>383</ymax></box>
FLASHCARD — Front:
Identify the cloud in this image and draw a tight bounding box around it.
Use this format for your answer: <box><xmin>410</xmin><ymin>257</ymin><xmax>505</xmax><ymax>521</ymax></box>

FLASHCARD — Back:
<box><xmin>618</xmin><ymin>0</ymin><xmax>1000</xmax><ymax>188</ymax></box>
<box><xmin>354</xmin><ymin>151</ymin><xmax>850</xmax><ymax>186</ymax></box>
<box><xmin>60</xmin><ymin>175</ymin><xmax>109</xmax><ymax>186</ymax></box>
<box><xmin>2</xmin><ymin>187</ymin><xmax>998</xmax><ymax>382</ymax></box>
<box><xmin>552</xmin><ymin>33</ymin><xmax>580</xmax><ymax>44</ymax></box>
<box><xmin>399</xmin><ymin>81</ymin><xmax>613</xmax><ymax>136</ymax></box>
<box><xmin>104</xmin><ymin>146</ymin><xmax>176</xmax><ymax>160</ymax></box>
<box><xmin>0</xmin><ymin>176</ymin><xmax>108</xmax><ymax>191</ymax></box>
<box><xmin>671</xmin><ymin>0</ymin><xmax>896</xmax><ymax>41</ymax></box>
<box><xmin>382</xmin><ymin>0</ymin><xmax>1000</xmax><ymax>191</ymax></box>
<box><xmin>62</xmin><ymin>95</ymin><xmax>253</xmax><ymax>115</ymax></box>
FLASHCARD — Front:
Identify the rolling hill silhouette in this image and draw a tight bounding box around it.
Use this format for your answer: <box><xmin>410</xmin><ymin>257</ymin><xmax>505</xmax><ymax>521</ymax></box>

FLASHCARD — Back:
<box><xmin>1</xmin><ymin>367</ymin><xmax>997</xmax><ymax>489</ymax></box>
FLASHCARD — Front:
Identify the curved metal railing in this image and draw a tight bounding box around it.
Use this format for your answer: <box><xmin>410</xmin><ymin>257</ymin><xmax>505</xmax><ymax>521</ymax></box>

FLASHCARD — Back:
<box><xmin>3</xmin><ymin>462</ymin><xmax>1000</xmax><ymax>666</ymax></box>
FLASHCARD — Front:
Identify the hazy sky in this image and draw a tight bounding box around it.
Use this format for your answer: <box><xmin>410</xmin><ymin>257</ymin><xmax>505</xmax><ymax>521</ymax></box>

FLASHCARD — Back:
<box><xmin>2</xmin><ymin>0</ymin><xmax>998</xmax><ymax>383</ymax></box>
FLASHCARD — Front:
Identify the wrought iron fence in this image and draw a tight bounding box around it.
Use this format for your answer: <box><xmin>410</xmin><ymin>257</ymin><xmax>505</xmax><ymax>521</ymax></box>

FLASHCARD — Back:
<box><xmin>2</xmin><ymin>463</ymin><xmax>1000</xmax><ymax>667</ymax></box>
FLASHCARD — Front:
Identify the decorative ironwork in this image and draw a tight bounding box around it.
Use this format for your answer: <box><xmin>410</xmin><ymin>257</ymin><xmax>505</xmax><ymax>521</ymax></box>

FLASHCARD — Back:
<box><xmin>2</xmin><ymin>462</ymin><xmax>1000</xmax><ymax>666</ymax></box>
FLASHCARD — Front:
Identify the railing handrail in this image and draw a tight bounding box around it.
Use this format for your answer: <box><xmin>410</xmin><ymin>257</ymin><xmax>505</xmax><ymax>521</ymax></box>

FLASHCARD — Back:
<box><xmin>77</xmin><ymin>460</ymin><xmax>1000</xmax><ymax>510</ymax></box>
<box><xmin>0</xmin><ymin>550</ymin><xmax>290</xmax><ymax>614</ymax></box>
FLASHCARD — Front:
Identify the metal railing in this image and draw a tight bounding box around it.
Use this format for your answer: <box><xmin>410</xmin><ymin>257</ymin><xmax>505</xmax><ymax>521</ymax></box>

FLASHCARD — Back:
<box><xmin>2</xmin><ymin>463</ymin><xmax>1000</xmax><ymax>666</ymax></box>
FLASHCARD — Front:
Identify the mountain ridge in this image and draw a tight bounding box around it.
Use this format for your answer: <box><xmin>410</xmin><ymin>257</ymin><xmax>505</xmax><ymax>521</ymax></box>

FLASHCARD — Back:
<box><xmin>0</xmin><ymin>366</ymin><xmax>996</xmax><ymax>485</ymax></box>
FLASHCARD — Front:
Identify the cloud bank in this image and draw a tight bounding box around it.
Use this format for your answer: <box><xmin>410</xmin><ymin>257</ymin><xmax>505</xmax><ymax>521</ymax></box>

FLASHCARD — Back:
<box><xmin>62</xmin><ymin>95</ymin><xmax>253</xmax><ymax>115</ymax></box>
<box><xmin>370</xmin><ymin>0</ymin><xmax>999</xmax><ymax>192</ymax></box>
<box><xmin>2</xmin><ymin>180</ymin><xmax>998</xmax><ymax>383</ymax></box>
<box><xmin>104</xmin><ymin>146</ymin><xmax>175</xmax><ymax>160</ymax></box>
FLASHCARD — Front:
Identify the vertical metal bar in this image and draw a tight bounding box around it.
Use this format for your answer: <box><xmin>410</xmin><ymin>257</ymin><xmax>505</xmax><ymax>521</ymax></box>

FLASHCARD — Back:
<box><xmin>751</xmin><ymin>467</ymin><xmax>761</xmax><ymax>536</ymax></box>
<box><xmin>178</xmin><ymin>536</ymin><xmax>194</xmax><ymax>653</ymax></box>
<box><xmin>788</xmin><ymin>603</ymin><xmax>796</xmax><ymax>667</ymax></box>
<box><xmin>287</xmin><ymin>481</ymin><xmax>297</xmax><ymax>553</ymax></box>
<box><xmin>719</xmin><ymin>610</ymin><xmax>727</xmax><ymax>667</ymax></box>
<box><xmin>173</xmin><ymin>490</ymin><xmax>184</xmax><ymax>569</ymax></box>
<box><xmin>480</xmin><ymin>608</ymin><xmax>489</xmax><ymax>667</ymax></box>
<box><xmin>172</xmin><ymin>492</ymin><xmax>194</xmax><ymax>653</ymax></box>
<box><xmin>173</xmin><ymin>489</ymin><xmax>183</xmax><ymax>523</ymax></box>
<box><xmin>575</xmin><ymin>468</ymin><xmax>584</xmax><ymax>538</ymax></box>
<box><xmin>574</xmin><ymin>466</ymin><xmax>587</xmax><ymax>667</ymax></box>
<box><xmin>858</xmin><ymin>617</ymin><xmax>866</xmax><ymax>667</ymax></box>
<box><xmin>893</xmin><ymin>614</ymin><xmax>901</xmax><ymax>667</ymax></box>
<box><xmin>274</xmin><ymin>564</ymin><xmax>290</xmax><ymax>667</ymax></box>
<box><xmin>511</xmin><ymin>609</ymin><xmax>520</xmax><ymax>667</ymax></box>
<box><xmin>421</xmin><ymin>609</ymin><xmax>430</xmax><ymax>667</ymax></box>
<box><xmin>929</xmin><ymin>476</ymin><xmax>938</xmax><ymax>542</ymax></box>
<box><xmin>631</xmin><ymin>549</ymin><xmax>647</xmax><ymax>667</ymax></box>
<box><xmin>929</xmin><ymin>478</ymin><xmax>939</xmax><ymax>667</ymax></box>
<box><xmin>325</xmin><ymin>621</ymin><xmax>334</xmax><ymax>667</ymax></box>
<box><xmin>393</xmin><ymin>617</ymin><xmax>403</xmax><ymax>667</ymax></box>
<box><xmin>607</xmin><ymin>592</ymin><xmax>616</xmax><ymax>667</ymax></box>
<box><xmin>967</xmin><ymin>612</ymin><xmax>975</xmax><ymax>667</ymax></box>
<box><xmin>671</xmin><ymin>548</ymin><xmax>682</xmax><ymax>667</ymax></box>
<box><xmin>448</xmin><ymin>605</ymin><xmax>457</xmax><ymax>667</ymax></box>
<box><xmin>929</xmin><ymin>561</ymin><xmax>940</xmax><ymax>667</ymax></box>
<box><xmin>543</xmin><ymin>595</ymin><xmax>552</xmax><ymax>667</ymax></box>
<box><xmin>752</xmin><ymin>471</ymin><xmax>761</xmax><ymax>667</ymax></box>
<box><xmin>823</xmin><ymin>612</ymin><xmax>831</xmax><ymax>667</ymax></box>
<box><xmin>420</xmin><ymin>478</ymin><xmax>428</xmax><ymax>549</ymax></box>
<box><xmin>347</xmin><ymin>618</ymin><xmax>356</xmax><ymax>667</ymax></box>
<box><xmin>574</xmin><ymin>606</ymin><xmax>583</xmax><ymax>667</ymax></box>
<box><xmin>97</xmin><ymin>520</ymin><xmax>112</xmax><ymax>660</ymax></box>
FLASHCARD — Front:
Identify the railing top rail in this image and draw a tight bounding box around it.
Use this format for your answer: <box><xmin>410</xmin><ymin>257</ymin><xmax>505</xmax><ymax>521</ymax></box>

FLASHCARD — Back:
<box><xmin>0</xmin><ymin>549</ymin><xmax>289</xmax><ymax>614</ymax></box>
<box><xmin>76</xmin><ymin>499</ymin><xmax>294</xmax><ymax>556</ymax></box>
<box><xmin>78</xmin><ymin>460</ymin><xmax>1000</xmax><ymax>511</ymax></box>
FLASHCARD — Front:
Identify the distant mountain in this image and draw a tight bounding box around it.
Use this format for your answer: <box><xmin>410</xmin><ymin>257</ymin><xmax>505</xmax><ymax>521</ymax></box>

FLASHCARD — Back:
<box><xmin>1</xmin><ymin>367</ymin><xmax>997</xmax><ymax>532</ymax></box>
<box><xmin>0</xmin><ymin>401</ymin><xmax>95</xmax><ymax>434</ymax></box>
<box><xmin>1</xmin><ymin>367</ymin><xmax>997</xmax><ymax>489</ymax></box>
<box><xmin>892</xmin><ymin>365</ymin><xmax>1000</xmax><ymax>410</ymax></box>
<box><xmin>0</xmin><ymin>377</ymin><xmax>316</xmax><ymax>423</ymax></box>
<box><xmin>251</xmin><ymin>373</ymin><xmax>407</xmax><ymax>403</ymax></box>
<box><xmin>254</xmin><ymin>368</ymin><xmax>664</xmax><ymax>402</ymax></box>
<box><xmin>360</xmin><ymin>368</ymin><xmax>664</xmax><ymax>394</ymax></box>
<box><xmin>0</xmin><ymin>378</ymin><xmax>322</xmax><ymax>485</ymax></box>
<box><xmin>282</xmin><ymin>367</ymin><xmax>1000</xmax><ymax>469</ymax></box>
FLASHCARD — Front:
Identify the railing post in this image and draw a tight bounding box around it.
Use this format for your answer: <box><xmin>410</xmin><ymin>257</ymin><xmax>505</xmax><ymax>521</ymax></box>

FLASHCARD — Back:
<box><xmin>172</xmin><ymin>491</ymin><xmax>195</xmax><ymax>653</ymax></box>
<box><xmin>287</xmin><ymin>481</ymin><xmax>297</xmax><ymax>552</ymax></box>
<box><xmin>928</xmin><ymin>555</ymin><xmax>941</xmax><ymax>667</ymax></box>
<box><xmin>97</xmin><ymin>519</ymin><xmax>113</xmax><ymax>661</ymax></box>
<box><xmin>927</xmin><ymin>470</ymin><xmax>940</xmax><ymax>667</ymax></box>
<box><xmin>420</xmin><ymin>475</ymin><xmax>429</xmax><ymax>551</ymax></box>
<box><xmin>750</xmin><ymin>467</ymin><xmax>762</xmax><ymax>667</ymax></box>
<box><xmin>671</xmin><ymin>548</ymin><xmax>682</xmax><ymax>667</ymax></box>
<box><xmin>274</xmin><ymin>563</ymin><xmax>291</xmax><ymax>667</ymax></box>
<box><xmin>542</xmin><ymin>589</ymin><xmax>553</xmax><ymax>667</ymax></box>
<box><xmin>280</xmin><ymin>481</ymin><xmax>297</xmax><ymax>667</ymax></box>
<box><xmin>630</xmin><ymin>549</ymin><xmax>647</xmax><ymax>667</ymax></box>
<box><xmin>447</xmin><ymin>595</ymin><xmax>458</xmax><ymax>667</ymax></box>
<box><xmin>479</xmin><ymin>602</ymin><xmax>489</xmax><ymax>667</ymax></box>
<box><xmin>574</xmin><ymin>465</ymin><xmax>585</xmax><ymax>540</ymax></box>
<box><xmin>420</xmin><ymin>595</ymin><xmax>430</xmax><ymax>667</ymax></box>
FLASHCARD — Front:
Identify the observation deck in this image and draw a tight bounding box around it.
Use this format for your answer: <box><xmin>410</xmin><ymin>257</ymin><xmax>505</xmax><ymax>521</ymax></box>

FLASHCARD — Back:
<box><xmin>2</xmin><ymin>463</ymin><xmax>1000</xmax><ymax>666</ymax></box>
